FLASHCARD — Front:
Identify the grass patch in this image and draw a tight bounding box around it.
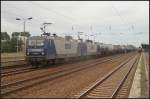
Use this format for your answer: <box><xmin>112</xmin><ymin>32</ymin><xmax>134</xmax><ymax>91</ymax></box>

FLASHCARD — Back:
<box><xmin>1</xmin><ymin>52</ymin><xmax>25</xmax><ymax>58</ymax></box>
<box><xmin>1</xmin><ymin>52</ymin><xmax>25</xmax><ymax>62</ymax></box>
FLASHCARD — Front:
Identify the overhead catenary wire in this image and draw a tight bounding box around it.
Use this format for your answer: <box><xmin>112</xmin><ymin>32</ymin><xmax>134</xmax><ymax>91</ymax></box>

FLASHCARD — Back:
<box><xmin>1</xmin><ymin>4</ymin><xmax>58</xmax><ymax>36</ymax></box>
<box><xmin>29</xmin><ymin>1</ymin><xmax>78</xmax><ymax>25</ymax></box>
<box><xmin>2</xmin><ymin>2</ymin><xmax>61</xmax><ymax>30</ymax></box>
<box><xmin>2</xmin><ymin>1</ymin><xmax>141</xmax><ymax>46</ymax></box>
<box><xmin>3</xmin><ymin>2</ymin><xmax>122</xmax><ymax>35</ymax></box>
<box><xmin>111</xmin><ymin>3</ymin><xmax>135</xmax><ymax>33</ymax></box>
<box><xmin>1</xmin><ymin>6</ymin><xmax>42</xmax><ymax>25</ymax></box>
<box><xmin>29</xmin><ymin>1</ymin><xmax>109</xmax><ymax>39</ymax></box>
<box><xmin>28</xmin><ymin>1</ymin><xmax>82</xmax><ymax>37</ymax></box>
<box><xmin>111</xmin><ymin>3</ymin><xmax>138</xmax><ymax>46</ymax></box>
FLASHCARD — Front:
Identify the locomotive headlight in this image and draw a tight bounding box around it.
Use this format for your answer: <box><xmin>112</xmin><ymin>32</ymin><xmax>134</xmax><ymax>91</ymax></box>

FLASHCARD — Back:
<box><xmin>27</xmin><ymin>52</ymin><xmax>30</xmax><ymax>55</ymax></box>
<box><xmin>41</xmin><ymin>52</ymin><xmax>44</xmax><ymax>55</ymax></box>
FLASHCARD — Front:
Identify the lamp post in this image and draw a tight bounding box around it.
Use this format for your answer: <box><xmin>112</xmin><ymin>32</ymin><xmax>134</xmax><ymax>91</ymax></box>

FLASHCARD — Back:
<box><xmin>16</xmin><ymin>17</ymin><xmax>33</xmax><ymax>52</ymax></box>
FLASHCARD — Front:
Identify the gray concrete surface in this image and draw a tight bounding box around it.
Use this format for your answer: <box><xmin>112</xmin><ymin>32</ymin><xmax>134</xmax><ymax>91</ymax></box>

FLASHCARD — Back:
<box><xmin>129</xmin><ymin>52</ymin><xmax>149</xmax><ymax>98</ymax></box>
<box><xmin>144</xmin><ymin>52</ymin><xmax>149</xmax><ymax>78</ymax></box>
<box><xmin>128</xmin><ymin>55</ymin><xmax>142</xmax><ymax>98</ymax></box>
<box><xmin>142</xmin><ymin>52</ymin><xmax>149</xmax><ymax>98</ymax></box>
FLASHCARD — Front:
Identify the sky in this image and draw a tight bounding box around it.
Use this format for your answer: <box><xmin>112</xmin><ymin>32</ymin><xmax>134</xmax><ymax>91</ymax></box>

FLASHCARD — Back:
<box><xmin>1</xmin><ymin>1</ymin><xmax>149</xmax><ymax>47</ymax></box>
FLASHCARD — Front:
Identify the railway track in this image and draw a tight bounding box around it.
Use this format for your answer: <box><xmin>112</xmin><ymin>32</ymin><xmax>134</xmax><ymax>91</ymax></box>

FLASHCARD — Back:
<box><xmin>1</xmin><ymin>66</ymin><xmax>36</xmax><ymax>77</ymax></box>
<box><xmin>73</xmin><ymin>54</ymin><xmax>139</xmax><ymax>98</ymax></box>
<box><xmin>1</xmin><ymin>53</ymin><xmax>123</xmax><ymax>77</ymax></box>
<box><xmin>1</xmin><ymin>53</ymin><xmax>129</xmax><ymax>97</ymax></box>
<box><xmin>1</xmin><ymin>59</ymin><xmax>26</xmax><ymax>67</ymax></box>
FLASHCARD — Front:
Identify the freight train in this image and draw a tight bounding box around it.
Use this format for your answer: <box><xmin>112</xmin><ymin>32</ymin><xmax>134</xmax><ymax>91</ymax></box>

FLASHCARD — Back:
<box><xmin>25</xmin><ymin>34</ymin><xmax>136</xmax><ymax>67</ymax></box>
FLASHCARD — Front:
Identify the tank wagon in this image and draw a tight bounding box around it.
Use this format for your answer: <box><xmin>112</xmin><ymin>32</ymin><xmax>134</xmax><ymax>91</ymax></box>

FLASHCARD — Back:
<box><xmin>126</xmin><ymin>45</ymin><xmax>136</xmax><ymax>52</ymax></box>
<box><xmin>105</xmin><ymin>44</ymin><xmax>114</xmax><ymax>54</ymax></box>
<box><xmin>98</xmin><ymin>43</ymin><xmax>110</xmax><ymax>55</ymax></box>
<box><xmin>26</xmin><ymin>34</ymin><xmax>136</xmax><ymax>67</ymax></box>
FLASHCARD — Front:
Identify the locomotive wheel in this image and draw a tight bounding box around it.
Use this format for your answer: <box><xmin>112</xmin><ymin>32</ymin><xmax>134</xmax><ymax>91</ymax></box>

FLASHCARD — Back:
<box><xmin>45</xmin><ymin>61</ymin><xmax>49</xmax><ymax>66</ymax></box>
<box><xmin>40</xmin><ymin>60</ymin><xmax>49</xmax><ymax>67</ymax></box>
<box><xmin>31</xmin><ymin>62</ymin><xmax>39</xmax><ymax>68</ymax></box>
<box><xmin>51</xmin><ymin>59</ymin><xmax>56</xmax><ymax>65</ymax></box>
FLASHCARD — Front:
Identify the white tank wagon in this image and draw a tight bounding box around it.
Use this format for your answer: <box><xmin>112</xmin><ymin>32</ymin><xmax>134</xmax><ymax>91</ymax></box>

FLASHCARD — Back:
<box><xmin>105</xmin><ymin>44</ymin><xmax>115</xmax><ymax>54</ymax></box>
<box><xmin>113</xmin><ymin>45</ymin><xmax>123</xmax><ymax>53</ymax></box>
<box><xmin>125</xmin><ymin>45</ymin><xmax>136</xmax><ymax>52</ymax></box>
<box><xmin>98</xmin><ymin>43</ymin><xmax>110</xmax><ymax>55</ymax></box>
<box><xmin>118</xmin><ymin>45</ymin><xmax>127</xmax><ymax>53</ymax></box>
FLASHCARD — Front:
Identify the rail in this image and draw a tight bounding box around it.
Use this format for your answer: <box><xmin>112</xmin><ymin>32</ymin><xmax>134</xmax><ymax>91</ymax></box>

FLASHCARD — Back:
<box><xmin>75</xmin><ymin>55</ymin><xmax>138</xmax><ymax>98</ymax></box>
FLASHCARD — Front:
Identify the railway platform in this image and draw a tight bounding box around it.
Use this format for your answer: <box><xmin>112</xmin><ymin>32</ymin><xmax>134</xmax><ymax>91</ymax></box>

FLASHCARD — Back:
<box><xmin>129</xmin><ymin>52</ymin><xmax>149</xmax><ymax>98</ymax></box>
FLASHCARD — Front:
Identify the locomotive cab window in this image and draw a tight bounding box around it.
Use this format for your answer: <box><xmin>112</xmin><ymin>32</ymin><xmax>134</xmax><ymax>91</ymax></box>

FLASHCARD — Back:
<box><xmin>28</xmin><ymin>39</ymin><xmax>44</xmax><ymax>46</ymax></box>
<box><xmin>36</xmin><ymin>40</ymin><xmax>44</xmax><ymax>46</ymax></box>
<box><xmin>28</xmin><ymin>40</ymin><xmax>36</xmax><ymax>46</ymax></box>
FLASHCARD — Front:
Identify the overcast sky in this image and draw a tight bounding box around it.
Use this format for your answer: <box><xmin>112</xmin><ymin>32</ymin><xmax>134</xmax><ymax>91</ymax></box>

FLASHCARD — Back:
<box><xmin>1</xmin><ymin>1</ymin><xmax>149</xmax><ymax>47</ymax></box>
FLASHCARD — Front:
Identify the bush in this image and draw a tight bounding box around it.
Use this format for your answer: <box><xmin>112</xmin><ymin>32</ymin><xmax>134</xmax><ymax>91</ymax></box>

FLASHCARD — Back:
<box><xmin>1</xmin><ymin>38</ymin><xmax>23</xmax><ymax>53</ymax></box>
<box><xmin>1</xmin><ymin>31</ymin><xmax>30</xmax><ymax>53</ymax></box>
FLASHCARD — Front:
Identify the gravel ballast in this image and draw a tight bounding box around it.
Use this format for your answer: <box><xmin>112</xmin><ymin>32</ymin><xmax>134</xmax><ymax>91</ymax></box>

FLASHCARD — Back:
<box><xmin>3</xmin><ymin>53</ymin><xmax>135</xmax><ymax>98</ymax></box>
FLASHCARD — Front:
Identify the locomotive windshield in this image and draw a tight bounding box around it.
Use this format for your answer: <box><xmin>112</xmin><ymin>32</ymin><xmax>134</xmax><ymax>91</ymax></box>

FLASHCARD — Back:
<box><xmin>36</xmin><ymin>40</ymin><xmax>44</xmax><ymax>46</ymax></box>
<box><xmin>29</xmin><ymin>40</ymin><xmax>36</xmax><ymax>46</ymax></box>
<box><xmin>28</xmin><ymin>39</ymin><xmax>44</xmax><ymax>46</ymax></box>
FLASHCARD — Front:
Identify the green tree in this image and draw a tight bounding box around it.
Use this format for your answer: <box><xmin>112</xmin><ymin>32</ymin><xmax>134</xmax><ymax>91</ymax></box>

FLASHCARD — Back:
<box><xmin>12</xmin><ymin>32</ymin><xmax>20</xmax><ymax>38</ymax></box>
<box><xmin>1</xmin><ymin>32</ymin><xmax>11</xmax><ymax>52</ymax></box>
<box><xmin>10</xmin><ymin>35</ymin><xmax>23</xmax><ymax>52</ymax></box>
<box><xmin>1</xmin><ymin>32</ymin><xmax>10</xmax><ymax>40</ymax></box>
<box><xmin>12</xmin><ymin>32</ymin><xmax>31</xmax><ymax>37</ymax></box>
<box><xmin>11</xmin><ymin>32</ymin><xmax>30</xmax><ymax>52</ymax></box>
<box><xmin>20</xmin><ymin>32</ymin><xmax>31</xmax><ymax>37</ymax></box>
<box><xmin>1</xmin><ymin>32</ymin><xmax>24</xmax><ymax>53</ymax></box>
<box><xmin>1</xmin><ymin>40</ymin><xmax>11</xmax><ymax>52</ymax></box>
<box><xmin>1</xmin><ymin>40</ymin><xmax>17</xmax><ymax>53</ymax></box>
